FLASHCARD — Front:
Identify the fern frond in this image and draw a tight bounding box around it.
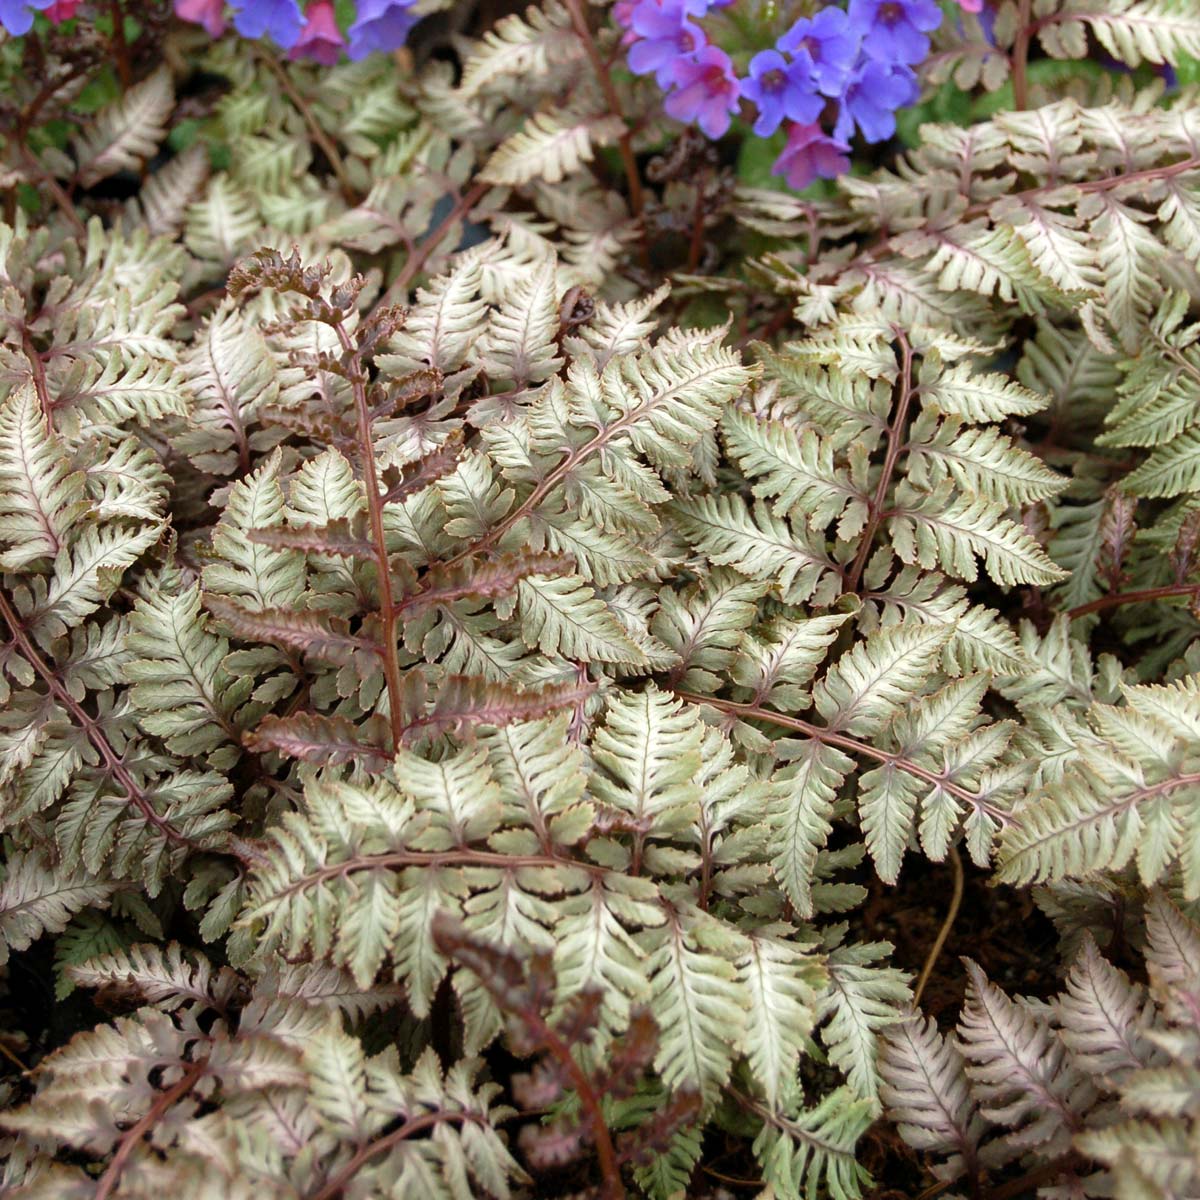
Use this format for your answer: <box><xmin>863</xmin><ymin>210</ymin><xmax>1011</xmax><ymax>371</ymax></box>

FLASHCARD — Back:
<box><xmin>0</xmin><ymin>384</ymin><xmax>87</xmax><ymax>570</ymax></box>
<box><xmin>73</xmin><ymin>68</ymin><xmax>173</xmax><ymax>187</ymax></box>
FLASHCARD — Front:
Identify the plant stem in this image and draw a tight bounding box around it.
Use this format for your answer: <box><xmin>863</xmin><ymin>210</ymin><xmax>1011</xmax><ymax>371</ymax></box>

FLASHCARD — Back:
<box><xmin>0</xmin><ymin>588</ymin><xmax>199</xmax><ymax>849</ymax></box>
<box><xmin>109</xmin><ymin>0</ymin><xmax>131</xmax><ymax>89</ymax></box>
<box><xmin>686</xmin><ymin>172</ymin><xmax>708</xmax><ymax>273</ymax></box>
<box><xmin>535</xmin><ymin>1018</ymin><xmax>625</xmax><ymax>1199</ymax></box>
<box><xmin>94</xmin><ymin>1059</ymin><xmax>207</xmax><ymax>1200</ymax></box>
<box><xmin>562</xmin><ymin>0</ymin><xmax>646</xmax><ymax>242</ymax></box>
<box><xmin>1068</xmin><ymin>582</ymin><xmax>1200</xmax><ymax>619</ymax></box>
<box><xmin>372</xmin><ymin>181</ymin><xmax>490</xmax><ymax>315</ymax></box>
<box><xmin>912</xmin><ymin>845</ymin><xmax>963</xmax><ymax>1005</ymax></box>
<box><xmin>441</xmin><ymin>377</ymin><xmax>686</xmax><ymax>572</ymax></box>
<box><xmin>334</xmin><ymin>322</ymin><xmax>406</xmax><ymax>751</ymax></box>
<box><xmin>307</xmin><ymin>1111</ymin><xmax>482</xmax><ymax>1200</ymax></box>
<box><xmin>672</xmin><ymin>690</ymin><xmax>1013</xmax><ymax>827</ymax></box>
<box><xmin>1011</xmin><ymin>0</ymin><xmax>1032</xmax><ymax>111</ymax></box>
<box><xmin>846</xmin><ymin>329</ymin><xmax>913</xmax><ymax>592</ymax></box>
<box><xmin>265</xmin><ymin>847</ymin><xmax>610</xmax><ymax>906</ymax></box>
<box><xmin>257</xmin><ymin>49</ymin><xmax>356</xmax><ymax>204</ymax></box>
<box><xmin>21</xmin><ymin>330</ymin><xmax>52</xmax><ymax>422</ymax></box>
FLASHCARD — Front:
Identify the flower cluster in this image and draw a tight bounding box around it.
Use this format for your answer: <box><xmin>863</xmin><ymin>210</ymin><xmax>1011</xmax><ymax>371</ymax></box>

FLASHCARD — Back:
<box><xmin>621</xmin><ymin>0</ymin><xmax>981</xmax><ymax>190</ymax></box>
<box><xmin>180</xmin><ymin>0</ymin><xmax>420</xmax><ymax>59</ymax></box>
<box><xmin>0</xmin><ymin>0</ymin><xmax>420</xmax><ymax>60</ymax></box>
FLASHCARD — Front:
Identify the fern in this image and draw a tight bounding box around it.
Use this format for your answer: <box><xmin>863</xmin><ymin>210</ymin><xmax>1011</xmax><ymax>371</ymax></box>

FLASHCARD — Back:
<box><xmin>7</xmin><ymin>3</ymin><xmax>1200</xmax><ymax>1195</ymax></box>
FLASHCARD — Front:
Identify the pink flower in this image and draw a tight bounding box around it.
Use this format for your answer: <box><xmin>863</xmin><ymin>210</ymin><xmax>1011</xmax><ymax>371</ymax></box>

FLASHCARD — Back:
<box><xmin>175</xmin><ymin>0</ymin><xmax>225</xmax><ymax>37</ymax></box>
<box><xmin>45</xmin><ymin>0</ymin><xmax>79</xmax><ymax>21</ymax></box>
<box><xmin>663</xmin><ymin>43</ymin><xmax>741</xmax><ymax>140</ymax></box>
<box><xmin>956</xmin><ymin>0</ymin><xmax>984</xmax><ymax>10</ymax></box>
<box><xmin>772</xmin><ymin>122</ymin><xmax>851</xmax><ymax>190</ymax></box>
<box><xmin>289</xmin><ymin>0</ymin><xmax>343</xmax><ymax>63</ymax></box>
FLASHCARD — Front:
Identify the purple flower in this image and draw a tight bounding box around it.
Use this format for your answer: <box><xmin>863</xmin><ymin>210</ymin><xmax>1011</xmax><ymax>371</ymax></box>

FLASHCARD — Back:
<box><xmin>0</xmin><ymin>0</ymin><xmax>52</xmax><ymax>35</ymax></box>
<box><xmin>739</xmin><ymin>49</ymin><xmax>823</xmax><ymax>138</ymax></box>
<box><xmin>628</xmin><ymin>0</ymin><xmax>706</xmax><ymax>88</ymax></box>
<box><xmin>847</xmin><ymin>0</ymin><xmax>943</xmax><ymax>65</ymax></box>
<box><xmin>834</xmin><ymin>60</ymin><xmax>919</xmax><ymax>143</ymax></box>
<box><xmin>229</xmin><ymin>0</ymin><xmax>304</xmax><ymax>47</ymax></box>
<box><xmin>778</xmin><ymin>7</ymin><xmax>861</xmax><ymax>97</ymax></box>
<box><xmin>347</xmin><ymin>0</ymin><xmax>418</xmax><ymax>59</ymax></box>
<box><xmin>175</xmin><ymin>0</ymin><xmax>225</xmax><ymax>36</ymax></box>
<box><xmin>772</xmin><ymin>122</ymin><xmax>851</xmax><ymax>190</ymax></box>
<box><xmin>290</xmin><ymin>0</ymin><xmax>344</xmax><ymax>63</ymax></box>
<box><xmin>663</xmin><ymin>43</ymin><xmax>741</xmax><ymax>139</ymax></box>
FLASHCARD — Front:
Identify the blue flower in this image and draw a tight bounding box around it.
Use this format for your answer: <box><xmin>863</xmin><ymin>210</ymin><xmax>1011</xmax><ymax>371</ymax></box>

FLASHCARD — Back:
<box><xmin>778</xmin><ymin>7</ymin><xmax>861</xmax><ymax>97</ymax></box>
<box><xmin>0</xmin><ymin>0</ymin><xmax>53</xmax><ymax>35</ymax></box>
<box><xmin>740</xmin><ymin>49</ymin><xmax>823</xmax><ymax>138</ymax></box>
<box><xmin>663</xmin><ymin>43</ymin><xmax>741</xmax><ymax>140</ymax></box>
<box><xmin>847</xmin><ymin>0</ymin><xmax>943</xmax><ymax>65</ymax></box>
<box><xmin>834</xmin><ymin>60</ymin><xmax>918</xmax><ymax>143</ymax></box>
<box><xmin>347</xmin><ymin>0</ymin><xmax>419</xmax><ymax>59</ymax></box>
<box><xmin>229</xmin><ymin>0</ymin><xmax>305</xmax><ymax>48</ymax></box>
<box><xmin>627</xmin><ymin>0</ymin><xmax>706</xmax><ymax>88</ymax></box>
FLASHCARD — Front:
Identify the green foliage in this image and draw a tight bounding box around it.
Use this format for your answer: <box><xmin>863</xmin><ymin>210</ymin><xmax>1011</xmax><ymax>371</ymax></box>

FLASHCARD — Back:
<box><xmin>2</xmin><ymin>0</ymin><xmax>1200</xmax><ymax>1196</ymax></box>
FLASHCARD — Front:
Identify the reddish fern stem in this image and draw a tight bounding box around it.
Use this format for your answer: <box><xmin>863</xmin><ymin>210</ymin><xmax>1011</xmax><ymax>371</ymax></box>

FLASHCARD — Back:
<box><xmin>94</xmin><ymin>1059</ymin><xmax>208</xmax><ymax>1200</ymax></box>
<box><xmin>307</xmin><ymin>1111</ymin><xmax>484</xmax><ymax>1200</ymax></box>
<box><xmin>563</xmin><ymin>0</ymin><xmax>646</xmax><ymax>236</ymax></box>
<box><xmin>372</xmin><ymin>181</ymin><xmax>490</xmax><ymax>316</ymax></box>
<box><xmin>0</xmin><ymin>588</ymin><xmax>200</xmax><ymax>848</ymax></box>
<box><xmin>846</xmin><ymin>328</ymin><xmax>913</xmax><ymax>592</ymax></box>
<box><xmin>334</xmin><ymin>321</ymin><xmax>406</xmax><ymax>751</ymax></box>
<box><xmin>256</xmin><ymin>48</ymin><xmax>355</xmax><ymax>204</ymax></box>
<box><xmin>672</xmin><ymin>689</ymin><xmax>1014</xmax><ymax>826</ymax></box>
<box><xmin>1011</xmin><ymin>0</ymin><xmax>1032</xmax><ymax>111</ymax></box>
<box><xmin>108</xmin><ymin>0</ymin><xmax>131</xmax><ymax>89</ymax></box>
<box><xmin>21</xmin><ymin>331</ymin><xmax>52</xmax><ymax>417</ymax></box>
<box><xmin>534</xmin><ymin>1016</ymin><xmax>625</xmax><ymax>1199</ymax></box>
<box><xmin>266</xmin><ymin>847</ymin><xmax>609</xmax><ymax>904</ymax></box>
<box><xmin>440</xmin><ymin>379</ymin><xmax>680</xmax><ymax>573</ymax></box>
<box><xmin>1067</xmin><ymin>582</ymin><xmax>1200</xmax><ymax>619</ymax></box>
<box><xmin>853</xmin><ymin>155</ymin><xmax>1200</xmax><ymax>273</ymax></box>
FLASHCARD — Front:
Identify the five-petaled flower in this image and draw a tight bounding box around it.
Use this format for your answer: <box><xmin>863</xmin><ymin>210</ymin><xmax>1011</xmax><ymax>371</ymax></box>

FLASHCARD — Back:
<box><xmin>740</xmin><ymin>49</ymin><xmax>823</xmax><ymax>138</ymax></box>
<box><xmin>290</xmin><ymin>0</ymin><xmax>344</xmax><ymax>63</ymax></box>
<box><xmin>229</xmin><ymin>0</ymin><xmax>305</xmax><ymax>48</ymax></box>
<box><xmin>778</xmin><ymin>7</ymin><xmax>861</xmax><ymax>96</ymax></box>
<box><xmin>772</xmin><ymin>121</ymin><xmax>851</xmax><ymax>190</ymax></box>
<box><xmin>0</xmin><ymin>0</ymin><xmax>52</xmax><ymax>35</ymax></box>
<box><xmin>347</xmin><ymin>0</ymin><xmax>418</xmax><ymax>59</ymax></box>
<box><xmin>834</xmin><ymin>59</ymin><xmax>919</xmax><ymax>143</ymax></box>
<box><xmin>628</xmin><ymin>0</ymin><xmax>706</xmax><ymax>88</ymax></box>
<box><xmin>848</xmin><ymin>0</ymin><xmax>943</xmax><ymax>65</ymax></box>
<box><xmin>175</xmin><ymin>0</ymin><xmax>226</xmax><ymax>37</ymax></box>
<box><xmin>663</xmin><ymin>43</ymin><xmax>741</xmax><ymax>139</ymax></box>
